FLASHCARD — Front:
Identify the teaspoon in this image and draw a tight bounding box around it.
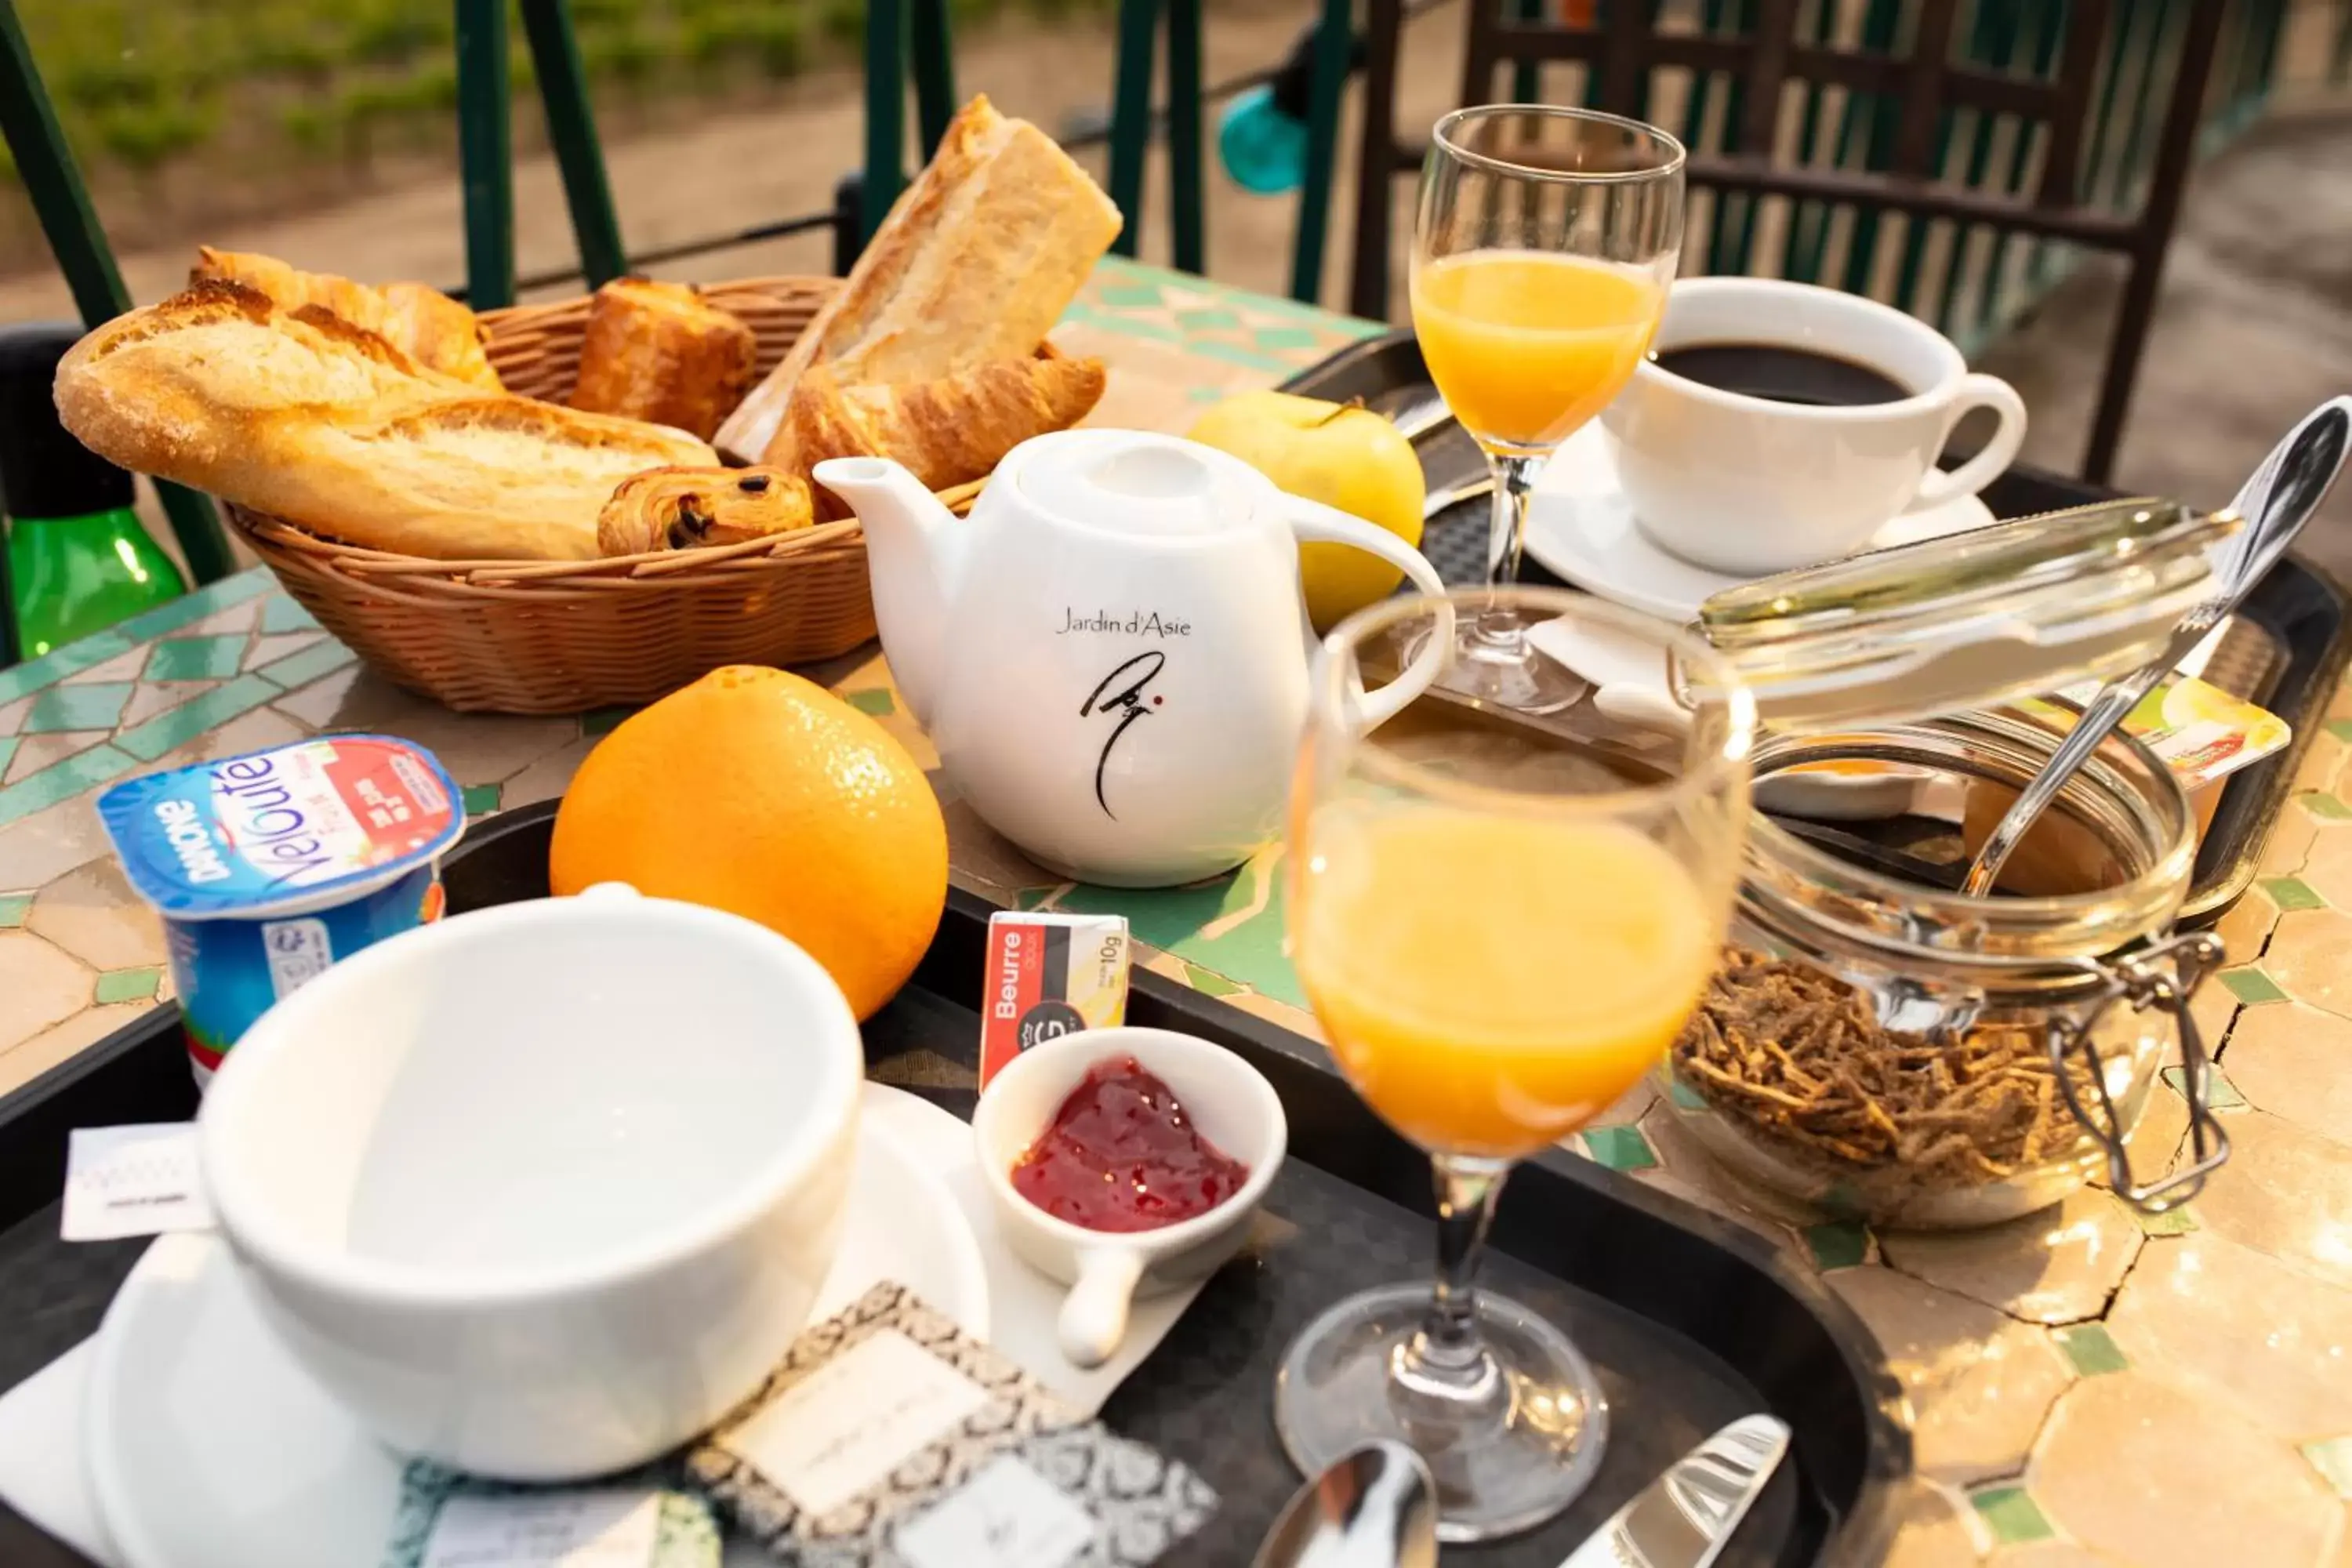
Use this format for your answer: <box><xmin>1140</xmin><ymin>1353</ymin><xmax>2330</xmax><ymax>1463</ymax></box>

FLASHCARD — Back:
<box><xmin>1962</xmin><ymin>397</ymin><xmax>2352</xmax><ymax>896</ymax></box>
<box><xmin>1252</xmin><ymin>1441</ymin><xmax>1439</xmax><ymax>1568</ymax></box>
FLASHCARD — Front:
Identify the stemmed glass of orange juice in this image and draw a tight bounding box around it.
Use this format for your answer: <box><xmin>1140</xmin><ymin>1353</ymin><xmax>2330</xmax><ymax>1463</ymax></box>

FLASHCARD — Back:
<box><xmin>1278</xmin><ymin>584</ymin><xmax>1752</xmax><ymax>1541</ymax></box>
<box><xmin>1413</xmin><ymin>105</ymin><xmax>1685</xmax><ymax>713</ymax></box>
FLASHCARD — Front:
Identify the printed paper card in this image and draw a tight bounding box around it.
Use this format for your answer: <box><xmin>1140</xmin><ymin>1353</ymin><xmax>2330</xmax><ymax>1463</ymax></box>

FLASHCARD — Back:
<box><xmin>688</xmin><ymin>1282</ymin><xmax>1216</xmax><ymax>1566</ymax></box>
<box><xmin>378</xmin><ymin>1463</ymin><xmax>720</xmax><ymax>1568</ymax></box>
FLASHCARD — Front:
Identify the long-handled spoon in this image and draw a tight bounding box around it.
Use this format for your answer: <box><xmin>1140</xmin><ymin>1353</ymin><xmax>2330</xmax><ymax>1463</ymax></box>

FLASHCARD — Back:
<box><xmin>1962</xmin><ymin>397</ymin><xmax>2352</xmax><ymax>896</ymax></box>
<box><xmin>1252</xmin><ymin>1441</ymin><xmax>1438</xmax><ymax>1568</ymax></box>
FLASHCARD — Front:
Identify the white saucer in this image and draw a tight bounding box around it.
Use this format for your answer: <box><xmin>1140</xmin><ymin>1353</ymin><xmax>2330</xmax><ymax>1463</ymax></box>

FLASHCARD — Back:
<box><xmin>1523</xmin><ymin>425</ymin><xmax>1999</xmax><ymax>622</ymax></box>
<box><xmin>83</xmin><ymin>1087</ymin><xmax>988</xmax><ymax>1568</ymax></box>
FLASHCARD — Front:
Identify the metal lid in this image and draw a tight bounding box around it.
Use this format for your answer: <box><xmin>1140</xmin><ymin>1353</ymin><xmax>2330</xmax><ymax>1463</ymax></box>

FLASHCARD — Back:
<box><xmin>1693</xmin><ymin>498</ymin><xmax>2238</xmax><ymax>729</ymax></box>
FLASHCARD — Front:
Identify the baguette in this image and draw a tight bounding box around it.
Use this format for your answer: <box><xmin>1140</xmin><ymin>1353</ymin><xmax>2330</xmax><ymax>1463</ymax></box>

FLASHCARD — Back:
<box><xmin>716</xmin><ymin>94</ymin><xmax>1121</xmax><ymax>462</ymax></box>
<box><xmin>56</xmin><ymin>281</ymin><xmax>713</xmax><ymax>561</ymax></box>
<box><xmin>192</xmin><ymin>246</ymin><xmax>502</xmax><ymax>390</ymax></box>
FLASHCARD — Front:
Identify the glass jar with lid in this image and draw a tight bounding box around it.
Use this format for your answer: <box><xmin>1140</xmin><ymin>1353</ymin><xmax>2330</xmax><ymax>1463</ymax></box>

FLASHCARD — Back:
<box><xmin>1653</xmin><ymin>496</ymin><xmax>2239</xmax><ymax>1228</ymax></box>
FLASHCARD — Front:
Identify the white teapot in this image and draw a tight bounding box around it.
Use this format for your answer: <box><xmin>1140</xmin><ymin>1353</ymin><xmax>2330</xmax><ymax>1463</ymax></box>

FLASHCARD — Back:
<box><xmin>816</xmin><ymin>430</ymin><xmax>1445</xmax><ymax>887</ymax></box>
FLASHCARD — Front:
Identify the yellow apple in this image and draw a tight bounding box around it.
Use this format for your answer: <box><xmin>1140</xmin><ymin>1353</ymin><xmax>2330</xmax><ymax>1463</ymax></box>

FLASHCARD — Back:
<box><xmin>1187</xmin><ymin>390</ymin><xmax>1428</xmax><ymax>632</ymax></box>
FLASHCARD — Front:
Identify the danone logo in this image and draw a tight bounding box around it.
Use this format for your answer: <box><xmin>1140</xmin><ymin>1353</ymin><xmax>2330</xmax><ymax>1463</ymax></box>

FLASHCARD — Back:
<box><xmin>151</xmin><ymin>797</ymin><xmax>229</xmax><ymax>884</ymax></box>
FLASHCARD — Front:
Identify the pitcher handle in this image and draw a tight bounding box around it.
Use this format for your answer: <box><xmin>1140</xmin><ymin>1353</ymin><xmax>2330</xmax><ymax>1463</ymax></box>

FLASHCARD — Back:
<box><xmin>1281</xmin><ymin>498</ymin><xmax>1450</xmax><ymax>728</ymax></box>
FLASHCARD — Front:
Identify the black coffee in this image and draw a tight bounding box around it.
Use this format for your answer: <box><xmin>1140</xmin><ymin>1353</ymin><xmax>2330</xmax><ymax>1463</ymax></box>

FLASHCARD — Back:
<box><xmin>1654</xmin><ymin>341</ymin><xmax>1913</xmax><ymax>406</ymax></box>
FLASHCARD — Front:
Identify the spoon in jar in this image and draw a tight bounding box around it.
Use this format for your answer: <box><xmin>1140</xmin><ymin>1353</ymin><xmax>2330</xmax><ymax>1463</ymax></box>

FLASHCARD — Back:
<box><xmin>1962</xmin><ymin>397</ymin><xmax>2352</xmax><ymax>896</ymax></box>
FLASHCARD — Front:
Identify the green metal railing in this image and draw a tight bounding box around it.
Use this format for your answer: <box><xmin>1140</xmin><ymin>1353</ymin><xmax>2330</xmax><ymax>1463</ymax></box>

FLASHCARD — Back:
<box><xmin>0</xmin><ymin>0</ymin><xmax>234</xmax><ymax>586</ymax></box>
<box><xmin>1</xmin><ymin>0</ymin><xmax>2332</xmax><ymax>414</ymax></box>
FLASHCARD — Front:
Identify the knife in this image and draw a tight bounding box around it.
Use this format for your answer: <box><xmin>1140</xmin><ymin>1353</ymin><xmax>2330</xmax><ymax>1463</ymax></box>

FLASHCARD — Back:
<box><xmin>1556</xmin><ymin>1414</ymin><xmax>1790</xmax><ymax>1568</ymax></box>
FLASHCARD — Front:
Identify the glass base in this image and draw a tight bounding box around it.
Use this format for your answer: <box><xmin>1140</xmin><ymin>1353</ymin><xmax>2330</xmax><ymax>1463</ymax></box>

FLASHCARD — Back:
<box><xmin>1432</xmin><ymin>608</ymin><xmax>1590</xmax><ymax>716</ymax></box>
<box><xmin>1272</xmin><ymin>1282</ymin><xmax>1609</xmax><ymax>1543</ymax></box>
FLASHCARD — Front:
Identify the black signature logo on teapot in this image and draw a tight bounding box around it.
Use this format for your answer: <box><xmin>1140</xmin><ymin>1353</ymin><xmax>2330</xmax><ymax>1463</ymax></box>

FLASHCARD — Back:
<box><xmin>1079</xmin><ymin>652</ymin><xmax>1167</xmax><ymax>818</ymax></box>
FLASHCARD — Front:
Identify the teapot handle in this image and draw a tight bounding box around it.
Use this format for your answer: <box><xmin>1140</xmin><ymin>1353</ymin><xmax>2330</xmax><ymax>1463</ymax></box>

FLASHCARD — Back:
<box><xmin>1281</xmin><ymin>498</ymin><xmax>1450</xmax><ymax>728</ymax></box>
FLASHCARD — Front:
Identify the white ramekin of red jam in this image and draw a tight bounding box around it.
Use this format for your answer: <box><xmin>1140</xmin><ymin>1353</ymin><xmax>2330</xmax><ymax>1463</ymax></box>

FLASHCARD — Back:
<box><xmin>972</xmin><ymin>1027</ymin><xmax>1286</xmax><ymax>1368</ymax></box>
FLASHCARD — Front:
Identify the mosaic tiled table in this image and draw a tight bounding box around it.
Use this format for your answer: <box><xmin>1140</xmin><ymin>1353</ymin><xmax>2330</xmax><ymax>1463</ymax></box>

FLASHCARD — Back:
<box><xmin>9</xmin><ymin>256</ymin><xmax>2352</xmax><ymax>1566</ymax></box>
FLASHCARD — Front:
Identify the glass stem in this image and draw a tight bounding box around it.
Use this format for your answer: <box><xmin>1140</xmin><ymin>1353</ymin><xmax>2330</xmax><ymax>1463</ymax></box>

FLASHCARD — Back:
<box><xmin>1483</xmin><ymin>452</ymin><xmax>1544</xmax><ymax>591</ymax></box>
<box><xmin>1406</xmin><ymin>1155</ymin><xmax>1511</xmax><ymax>1382</ymax></box>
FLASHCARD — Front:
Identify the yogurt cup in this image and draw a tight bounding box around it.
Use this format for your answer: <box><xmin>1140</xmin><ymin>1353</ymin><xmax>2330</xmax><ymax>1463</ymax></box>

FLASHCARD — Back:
<box><xmin>97</xmin><ymin>735</ymin><xmax>463</xmax><ymax>1083</ymax></box>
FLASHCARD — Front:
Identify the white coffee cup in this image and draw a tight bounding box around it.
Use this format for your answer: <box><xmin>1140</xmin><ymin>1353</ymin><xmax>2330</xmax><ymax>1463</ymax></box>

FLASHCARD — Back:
<box><xmin>198</xmin><ymin>883</ymin><xmax>862</xmax><ymax>1481</ymax></box>
<box><xmin>973</xmin><ymin>1027</ymin><xmax>1285</xmax><ymax>1369</ymax></box>
<box><xmin>1601</xmin><ymin>276</ymin><xmax>2027</xmax><ymax>575</ymax></box>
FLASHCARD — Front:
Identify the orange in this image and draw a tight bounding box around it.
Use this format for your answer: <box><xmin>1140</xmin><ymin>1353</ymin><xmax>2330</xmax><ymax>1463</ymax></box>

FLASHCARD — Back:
<box><xmin>549</xmin><ymin>666</ymin><xmax>948</xmax><ymax>1019</ymax></box>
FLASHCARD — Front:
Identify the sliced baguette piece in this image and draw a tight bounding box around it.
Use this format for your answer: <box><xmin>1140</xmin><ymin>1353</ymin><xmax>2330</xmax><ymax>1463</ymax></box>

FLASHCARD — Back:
<box><xmin>56</xmin><ymin>281</ymin><xmax>712</xmax><ymax>561</ymax></box>
<box><xmin>784</xmin><ymin>357</ymin><xmax>1107</xmax><ymax>517</ymax></box>
<box><xmin>191</xmin><ymin>245</ymin><xmax>503</xmax><ymax>390</ymax></box>
<box><xmin>716</xmin><ymin>93</ymin><xmax>1121</xmax><ymax>463</ymax></box>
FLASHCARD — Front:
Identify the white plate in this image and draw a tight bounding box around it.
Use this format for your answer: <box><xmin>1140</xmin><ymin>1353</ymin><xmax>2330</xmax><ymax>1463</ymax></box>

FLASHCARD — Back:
<box><xmin>84</xmin><ymin>1088</ymin><xmax>987</xmax><ymax>1568</ymax></box>
<box><xmin>1523</xmin><ymin>425</ymin><xmax>1998</xmax><ymax>622</ymax></box>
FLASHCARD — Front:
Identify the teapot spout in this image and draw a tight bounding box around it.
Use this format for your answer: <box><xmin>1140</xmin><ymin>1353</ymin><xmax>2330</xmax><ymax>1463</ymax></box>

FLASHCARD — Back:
<box><xmin>813</xmin><ymin>456</ymin><xmax>963</xmax><ymax>728</ymax></box>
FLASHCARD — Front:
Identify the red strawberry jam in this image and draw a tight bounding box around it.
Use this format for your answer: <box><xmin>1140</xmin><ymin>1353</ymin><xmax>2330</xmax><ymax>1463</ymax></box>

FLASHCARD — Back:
<box><xmin>1011</xmin><ymin>1056</ymin><xmax>1251</xmax><ymax>1232</ymax></box>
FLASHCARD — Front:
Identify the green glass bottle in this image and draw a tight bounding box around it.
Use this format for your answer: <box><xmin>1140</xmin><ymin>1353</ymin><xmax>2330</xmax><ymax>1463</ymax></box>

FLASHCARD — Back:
<box><xmin>2</xmin><ymin>323</ymin><xmax>186</xmax><ymax>662</ymax></box>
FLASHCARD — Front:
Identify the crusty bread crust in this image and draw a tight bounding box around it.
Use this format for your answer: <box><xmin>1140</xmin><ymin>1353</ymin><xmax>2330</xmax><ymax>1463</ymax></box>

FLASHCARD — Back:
<box><xmin>56</xmin><ymin>281</ymin><xmax>713</xmax><ymax>561</ymax></box>
<box><xmin>570</xmin><ymin>278</ymin><xmax>757</xmax><ymax>440</ymax></box>
<box><xmin>192</xmin><ymin>247</ymin><xmax>502</xmax><ymax>390</ymax></box>
<box><xmin>715</xmin><ymin>95</ymin><xmax>1120</xmax><ymax>462</ymax></box>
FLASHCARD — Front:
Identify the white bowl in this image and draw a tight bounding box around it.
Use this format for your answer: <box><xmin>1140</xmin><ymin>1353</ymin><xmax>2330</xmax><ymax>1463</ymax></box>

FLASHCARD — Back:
<box><xmin>197</xmin><ymin>882</ymin><xmax>863</xmax><ymax>1481</ymax></box>
<box><xmin>972</xmin><ymin>1026</ymin><xmax>1285</xmax><ymax>1368</ymax></box>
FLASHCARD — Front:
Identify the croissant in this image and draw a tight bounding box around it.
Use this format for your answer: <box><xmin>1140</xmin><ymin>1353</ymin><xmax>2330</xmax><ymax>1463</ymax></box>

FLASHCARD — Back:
<box><xmin>569</xmin><ymin>278</ymin><xmax>757</xmax><ymax>440</ymax></box>
<box><xmin>775</xmin><ymin>356</ymin><xmax>1106</xmax><ymax>517</ymax></box>
<box><xmin>190</xmin><ymin>247</ymin><xmax>500</xmax><ymax>390</ymax></box>
<box><xmin>596</xmin><ymin>465</ymin><xmax>815</xmax><ymax>556</ymax></box>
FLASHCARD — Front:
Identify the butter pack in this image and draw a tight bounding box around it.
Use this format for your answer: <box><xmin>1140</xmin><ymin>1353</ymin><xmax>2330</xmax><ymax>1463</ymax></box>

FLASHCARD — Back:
<box><xmin>979</xmin><ymin>912</ymin><xmax>1131</xmax><ymax>1089</ymax></box>
<box><xmin>2017</xmin><ymin>670</ymin><xmax>2291</xmax><ymax>837</ymax></box>
<box><xmin>379</xmin><ymin>1464</ymin><xmax>720</xmax><ymax>1568</ymax></box>
<box><xmin>688</xmin><ymin>1282</ymin><xmax>1214</xmax><ymax>1567</ymax></box>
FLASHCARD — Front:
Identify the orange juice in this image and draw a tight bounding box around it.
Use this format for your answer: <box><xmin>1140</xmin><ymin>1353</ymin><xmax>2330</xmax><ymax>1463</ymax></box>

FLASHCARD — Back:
<box><xmin>1293</xmin><ymin>803</ymin><xmax>1717</xmax><ymax>1159</ymax></box>
<box><xmin>1411</xmin><ymin>251</ymin><xmax>1661</xmax><ymax>449</ymax></box>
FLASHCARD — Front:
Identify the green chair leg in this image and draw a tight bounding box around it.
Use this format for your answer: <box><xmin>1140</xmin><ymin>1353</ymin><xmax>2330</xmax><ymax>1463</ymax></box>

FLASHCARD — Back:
<box><xmin>857</xmin><ymin>0</ymin><xmax>956</xmax><ymax>248</ymax></box>
<box><xmin>911</xmin><ymin>0</ymin><xmax>958</xmax><ymax>158</ymax></box>
<box><xmin>519</xmin><ymin>0</ymin><xmax>628</xmax><ymax>288</ymax></box>
<box><xmin>1106</xmin><ymin>0</ymin><xmax>1210</xmax><ymax>277</ymax></box>
<box><xmin>863</xmin><ymin>0</ymin><xmax>908</xmax><ymax>242</ymax></box>
<box><xmin>1510</xmin><ymin>0</ymin><xmax>1543</xmax><ymax>103</ymax></box>
<box><xmin>1167</xmin><ymin>0</ymin><xmax>1206</xmax><ymax>275</ymax></box>
<box><xmin>0</xmin><ymin>0</ymin><xmax>232</xmax><ymax>586</ymax></box>
<box><xmin>1290</xmin><ymin>0</ymin><xmax>1352</xmax><ymax>303</ymax></box>
<box><xmin>456</xmin><ymin>0</ymin><xmax>516</xmax><ymax>309</ymax></box>
<box><xmin>1835</xmin><ymin>0</ymin><xmax>1904</xmax><ymax>299</ymax></box>
<box><xmin>1107</xmin><ymin>0</ymin><xmax>1160</xmax><ymax>260</ymax></box>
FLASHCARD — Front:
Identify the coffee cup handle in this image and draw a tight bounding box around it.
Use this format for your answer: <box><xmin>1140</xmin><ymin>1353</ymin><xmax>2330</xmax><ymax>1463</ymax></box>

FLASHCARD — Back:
<box><xmin>1910</xmin><ymin>373</ymin><xmax>2028</xmax><ymax>513</ymax></box>
<box><xmin>1283</xmin><ymin>498</ymin><xmax>1450</xmax><ymax>728</ymax></box>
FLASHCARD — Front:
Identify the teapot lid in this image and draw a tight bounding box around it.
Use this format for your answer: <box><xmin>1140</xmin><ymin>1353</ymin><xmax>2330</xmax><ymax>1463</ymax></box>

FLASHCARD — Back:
<box><xmin>1011</xmin><ymin>430</ymin><xmax>1262</xmax><ymax>537</ymax></box>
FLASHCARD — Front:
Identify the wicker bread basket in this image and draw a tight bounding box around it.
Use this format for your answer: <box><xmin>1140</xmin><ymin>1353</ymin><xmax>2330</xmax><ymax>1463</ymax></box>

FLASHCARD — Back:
<box><xmin>227</xmin><ymin>276</ymin><xmax>993</xmax><ymax>715</ymax></box>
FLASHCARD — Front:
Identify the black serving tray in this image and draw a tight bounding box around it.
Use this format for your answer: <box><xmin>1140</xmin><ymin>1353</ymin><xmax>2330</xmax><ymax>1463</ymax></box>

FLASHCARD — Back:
<box><xmin>1288</xmin><ymin>331</ymin><xmax>2352</xmax><ymax>928</ymax></box>
<box><xmin>0</xmin><ymin>801</ymin><xmax>1905</xmax><ymax>1566</ymax></box>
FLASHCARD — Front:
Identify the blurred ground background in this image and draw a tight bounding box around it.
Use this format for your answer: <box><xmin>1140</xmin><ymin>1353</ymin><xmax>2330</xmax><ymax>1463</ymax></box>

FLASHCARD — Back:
<box><xmin>2</xmin><ymin>0</ymin><xmax>2350</xmax><ymax>576</ymax></box>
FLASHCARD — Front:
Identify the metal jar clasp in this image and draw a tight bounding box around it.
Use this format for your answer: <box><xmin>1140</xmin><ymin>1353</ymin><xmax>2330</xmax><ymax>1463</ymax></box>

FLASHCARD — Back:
<box><xmin>2045</xmin><ymin>930</ymin><xmax>2229</xmax><ymax>1213</ymax></box>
